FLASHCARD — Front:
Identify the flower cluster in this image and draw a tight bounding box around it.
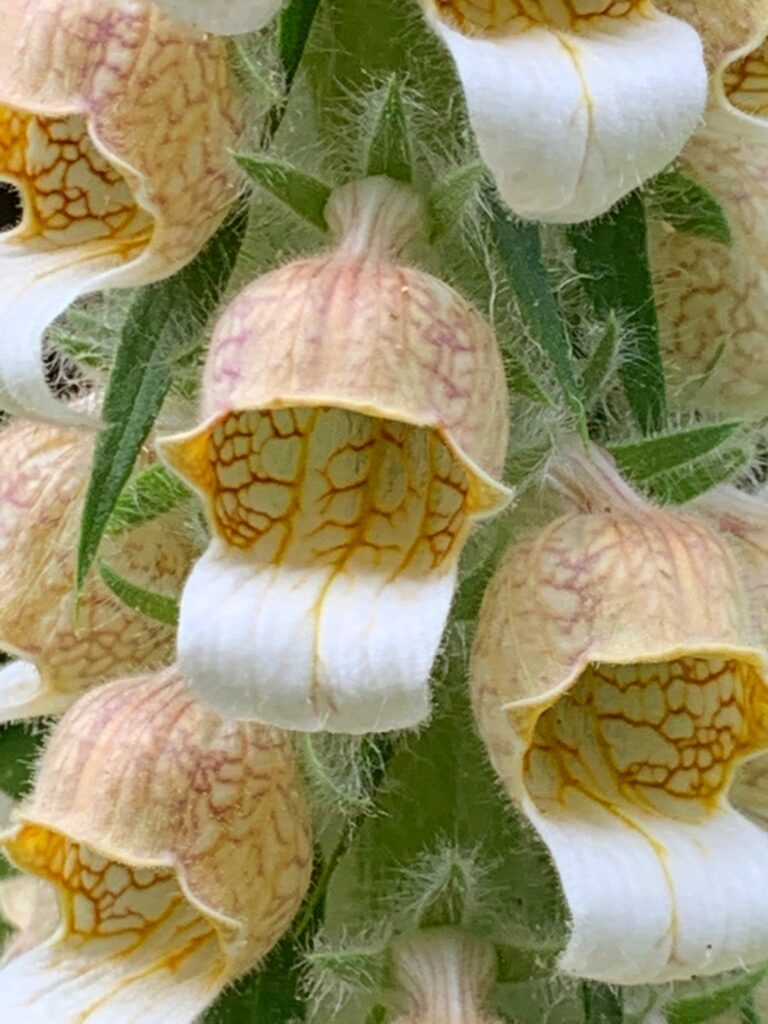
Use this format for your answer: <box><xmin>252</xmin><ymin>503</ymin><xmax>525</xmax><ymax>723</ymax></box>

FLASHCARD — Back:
<box><xmin>0</xmin><ymin>0</ymin><xmax>765</xmax><ymax>1021</ymax></box>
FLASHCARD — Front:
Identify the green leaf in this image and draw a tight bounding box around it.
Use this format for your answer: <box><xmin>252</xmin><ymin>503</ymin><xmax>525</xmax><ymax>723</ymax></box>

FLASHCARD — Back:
<box><xmin>666</xmin><ymin>966</ymin><xmax>768</xmax><ymax>1024</ymax></box>
<box><xmin>569</xmin><ymin>192</ymin><xmax>667</xmax><ymax>435</ymax></box>
<box><xmin>76</xmin><ymin>206</ymin><xmax>246</xmax><ymax>591</ymax></box>
<box><xmin>205</xmin><ymin>937</ymin><xmax>307</xmax><ymax>1023</ymax></box>
<box><xmin>235</xmin><ymin>154</ymin><xmax>331</xmax><ymax>231</ymax></box>
<box><xmin>581</xmin><ymin>981</ymin><xmax>623</xmax><ymax>1023</ymax></box>
<box><xmin>98</xmin><ymin>562</ymin><xmax>180</xmax><ymax>627</ymax></box>
<box><xmin>741</xmin><ymin>997</ymin><xmax>761</xmax><ymax>1024</ymax></box>
<box><xmin>277</xmin><ymin>0</ymin><xmax>322</xmax><ymax>89</ymax></box>
<box><xmin>484</xmin><ymin>186</ymin><xmax>585</xmax><ymax>432</ymax></box>
<box><xmin>581</xmin><ymin>314</ymin><xmax>619</xmax><ymax>407</ymax></box>
<box><xmin>366</xmin><ymin>76</ymin><xmax>412</xmax><ymax>183</ymax></box>
<box><xmin>0</xmin><ymin>721</ymin><xmax>45</xmax><ymax>800</ymax></box>
<box><xmin>105</xmin><ymin>465</ymin><xmax>191</xmax><ymax>536</ymax></box>
<box><xmin>648</xmin><ymin>168</ymin><xmax>732</xmax><ymax>246</ymax></box>
<box><xmin>609</xmin><ymin>422</ymin><xmax>749</xmax><ymax>505</ymax></box>
<box><xmin>364</xmin><ymin>1007</ymin><xmax>388</xmax><ymax>1024</ymax></box>
<box><xmin>428</xmin><ymin>163</ymin><xmax>485</xmax><ymax>242</ymax></box>
<box><xmin>505</xmin><ymin>443</ymin><xmax>550</xmax><ymax>486</ymax></box>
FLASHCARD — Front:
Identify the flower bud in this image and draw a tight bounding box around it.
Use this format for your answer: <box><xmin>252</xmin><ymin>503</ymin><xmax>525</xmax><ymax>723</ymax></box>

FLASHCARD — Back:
<box><xmin>0</xmin><ymin>418</ymin><xmax>194</xmax><ymax>722</ymax></box>
<box><xmin>650</xmin><ymin>4</ymin><xmax>768</xmax><ymax>415</ymax></box>
<box><xmin>471</xmin><ymin>444</ymin><xmax>768</xmax><ymax>984</ymax></box>
<box><xmin>0</xmin><ymin>0</ymin><xmax>241</xmax><ymax>424</ymax></box>
<box><xmin>159</xmin><ymin>176</ymin><xmax>511</xmax><ymax>734</ymax></box>
<box><xmin>420</xmin><ymin>0</ymin><xmax>707</xmax><ymax>223</ymax></box>
<box><xmin>391</xmin><ymin>929</ymin><xmax>503</xmax><ymax>1024</ymax></box>
<box><xmin>0</xmin><ymin>666</ymin><xmax>313</xmax><ymax>1022</ymax></box>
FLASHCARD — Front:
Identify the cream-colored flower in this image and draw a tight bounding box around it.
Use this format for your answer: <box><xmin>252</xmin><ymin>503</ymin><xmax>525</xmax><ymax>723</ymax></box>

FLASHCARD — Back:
<box><xmin>420</xmin><ymin>1</ymin><xmax>707</xmax><ymax>223</ymax></box>
<box><xmin>0</xmin><ymin>0</ymin><xmax>241</xmax><ymax>425</ymax></box>
<box><xmin>471</xmin><ymin>444</ymin><xmax>768</xmax><ymax>984</ymax></box>
<box><xmin>157</xmin><ymin>0</ymin><xmax>284</xmax><ymax>34</ymax></box>
<box><xmin>0</xmin><ymin>417</ymin><xmax>194</xmax><ymax>722</ymax></box>
<box><xmin>159</xmin><ymin>177</ymin><xmax>511</xmax><ymax>734</ymax></box>
<box><xmin>0</xmin><ymin>666</ymin><xmax>313</xmax><ymax>1022</ymax></box>
<box><xmin>650</xmin><ymin>2</ymin><xmax>768</xmax><ymax>415</ymax></box>
<box><xmin>391</xmin><ymin>929</ymin><xmax>503</xmax><ymax>1024</ymax></box>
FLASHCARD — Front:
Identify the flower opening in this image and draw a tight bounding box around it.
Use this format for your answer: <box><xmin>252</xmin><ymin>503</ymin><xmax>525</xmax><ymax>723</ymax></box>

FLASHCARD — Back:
<box><xmin>159</xmin><ymin>177</ymin><xmax>511</xmax><ymax>734</ymax></box>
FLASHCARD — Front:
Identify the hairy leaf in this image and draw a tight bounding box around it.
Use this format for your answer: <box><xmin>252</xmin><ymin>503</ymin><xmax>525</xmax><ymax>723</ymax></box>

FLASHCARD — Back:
<box><xmin>665</xmin><ymin>966</ymin><xmax>768</xmax><ymax>1024</ymax></box>
<box><xmin>235</xmin><ymin>155</ymin><xmax>332</xmax><ymax>232</ymax></box>
<box><xmin>569</xmin><ymin>193</ymin><xmax>666</xmax><ymax>435</ymax></box>
<box><xmin>485</xmin><ymin>187</ymin><xmax>585</xmax><ymax>431</ymax></box>
<box><xmin>428</xmin><ymin>163</ymin><xmax>485</xmax><ymax>242</ymax></box>
<box><xmin>105</xmin><ymin>464</ymin><xmax>191</xmax><ymax>536</ymax></box>
<box><xmin>76</xmin><ymin>206</ymin><xmax>246</xmax><ymax>590</ymax></box>
<box><xmin>581</xmin><ymin>981</ymin><xmax>623</xmax><ymax>1023</ymax></box>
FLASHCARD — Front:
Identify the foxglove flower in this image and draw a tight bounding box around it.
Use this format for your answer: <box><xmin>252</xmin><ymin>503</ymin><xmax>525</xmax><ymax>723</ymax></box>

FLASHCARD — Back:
<box><xmin>651</xmin><ymin>2</ymin><xmax>768</xmax><ymax>415</ymax></box>
<box><xmin>160</xmin><ymin>177</ymin><xmax>511</xmax><ymax>733</ymax></box>
<box><xmin>0</xmin><ymin>876</ymin><xmax>60</xmax><ymax>963</ymax></box>
<box><xmin>157</xmin><ymin>0</ymin><xmax>283</xmax><ymax>34</ymax></box>
<box><xmin>420</xmin><ymin>0</ymin><xmax>707</xmax><ymax>223</ymax></box>
<box><xmin>391</xmin><ymin>929</ymin><xmax>503</xmax><ymax>1024</ymax></box>
<box><xmin>0</xmin><ymin>667</ymin><xmax>313</xmax><ymax>1022</ymax></box>
<box><xmin>471</xmin><ymin>445</ymin><xmax>768</xmax><ymax>984</ymax></box>
<box><xmin>0</xmin><ymin>0</ymin><xmax>241</xmax><ymax>424</ymax></box>
<box><xmin>0</xmin><ymin>418</ymin><xmax>194</xmax><ymax>722</ymax></box>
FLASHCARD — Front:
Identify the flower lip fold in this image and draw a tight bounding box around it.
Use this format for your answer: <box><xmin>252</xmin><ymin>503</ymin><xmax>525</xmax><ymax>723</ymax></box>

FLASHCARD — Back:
<box><xmin>471</xmin><ymin>445</ymin><xmax>768</xmax><ymax>984</ymax></box>
<box><xmin>0</xmin><ymin>0</ymin><xmax>241</xmax><ymax>425</ymax></box>
<box><xmin>421</xmin><ymin>0</ymin><xmax>708</xmax><ymax>223</ymax></box>
<box><xmin>159</xmin><ymin>178</ymin><xmax>511</xmax><ymax>733</ymax></box>
<box><xmin>0</xmin><ymin>667</ymin><xmax>313</xmax><ymax>1022</ymax></box>
<box><xmin>0</xmin><ymin>417</ymin><xmax>194</xmax><ymax>723</ymax></box>
<box><xmin>157</xmin><ymin>0</ymin><xmax>285</xmax><ymax>34</ymax></box>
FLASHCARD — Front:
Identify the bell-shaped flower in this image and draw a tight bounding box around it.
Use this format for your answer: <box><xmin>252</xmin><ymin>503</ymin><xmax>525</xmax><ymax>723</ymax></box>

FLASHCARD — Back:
<box><xmin>0</xmin><ymin>666</ymin><xmax>313</xmax><ymax>1022</ymax></box>
<box><xmin>651</xmin><ymin>3</ymin><xmax>768</xmax><ymax>415</ymax></box>
<box><xmin>0</xmin><ymin>0</ymin><xmax>241</xmax><ymax>424</ymax></box>
<box><xmin>391</xmin><ymin>929</ymin><xmax>503</xmax><ymax>1024</ymax></box>
<box><xmin>419</xmin><ymin>0</ymin><xmax>707</xmax><ymax>223</ymax></box>
<box><xmin>0</xmin><ymin>417</ymin><xmax>194</xmax><ymax>722</ymax></box>
<box><xmin>159</xmin><ymin>177</ymin><xmax>511</xmax><ymax>734</ymax></box>
<box><xmin>157</xmin><ymin>0</ymin><xmax>284</xmax><ymax>34</ymax></box>
<box><xmin>471</xmin><ymin>444</ymin><xmax>768</xmax><ymax>985</ymax></box>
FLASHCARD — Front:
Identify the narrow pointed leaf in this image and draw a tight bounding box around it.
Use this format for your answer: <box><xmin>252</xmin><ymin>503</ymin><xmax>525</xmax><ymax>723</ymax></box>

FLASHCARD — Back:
<box><xmin>304</xmin><ymin>945</ymin><xmax>389</xmax><ymax>989</ymax></box>
<box><xmin>648</xmin><ymin>168</ymin><xmax>732</xmax><ymax>246</ymax></box>
<box><xmin>235</xmin><ymin>155</ymin><xmax>331</xmax><ymax>231</ymax></box>
<box><xmin>608</xmin><ymin>422</ymin><xmax>744</xmax><ymax>482</ymax></box>
<box><xmin>665</xmin><ymin>966</ymin><xmax>768</xmax><ymax>1024</ymax></box>
<box><xmin>484</xmin><ymin>186</ymin><xmax>585</xmax><ymax>432</ymax></box>
<box><xmin>278</xmin><ymin>0</ymin><xmax>322</xmax><ymax>88</ymax></box>
<box><xmin>76</xmin><ymin>206</ymin><xmax>247</xmax><ymax>590</ymax></box>
<box><xmin>98</xmin><ymin>562</ymin><xmax>180</xmax><ymax>627</ymax></box>
<box><xmin>366</xmin><ymin>76</ymin><xmax>412</xmax><ymax>183</ymax></box>
<box><xmin>569</xmin><ymin>193</ymin><xmax>667</xmax><ymax>435</ymax></box>
<box><xmin>429</xmin><ymin>163</ymin><xmax>485</xmax><ymax>242</ymax></box>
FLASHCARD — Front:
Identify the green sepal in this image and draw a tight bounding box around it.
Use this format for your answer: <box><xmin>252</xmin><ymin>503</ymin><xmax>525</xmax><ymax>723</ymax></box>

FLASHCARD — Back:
<box><xmin>581</xmin><ymin>981</ymin><xmax>624</xmax><ymax>1023</ymax></box>
<box><xmin>235</xmin><ymin>154</ymin><xmax>332</xmax><ymax>232</ymax></box>
<box><xmin>580</xmin><ymin>314</ymin><xmax>619</xmax><ymax>408</ymax></box>
<box><xmin>648</xmin><ymin>168</ymin><xmax>732</xmax><ymax>247</ymax></box>
<box><xmin>97</xmin><ymin>561</ymin><xmax>180</xmax><ymax>627</ymax></box>
<box><xmin>304</xmin><ymin>942</ymin><xmax>390</xmax><ymax>990</ymax></box>
<box><xmin>366</xmin><ymin>76</ymin><xmax>413</xmax><ymax>184</ymax></box>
